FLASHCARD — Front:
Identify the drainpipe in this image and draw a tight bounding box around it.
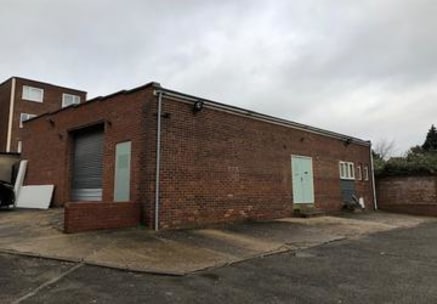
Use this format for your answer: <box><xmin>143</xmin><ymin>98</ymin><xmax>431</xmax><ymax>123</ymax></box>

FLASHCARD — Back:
<box><xmin>6</xmin><ymin>78</ymin><xmax>16</xmax><ymax>152</ymax></box>
<box><xmin>369</xmin><ymin>142</ymin><xmax>378</xmax><ymax>210</ymax></box>
<box><xmin>154</xmin><ymin>91</ymin><xmax>163</xmax><ymax>231</ymax></box>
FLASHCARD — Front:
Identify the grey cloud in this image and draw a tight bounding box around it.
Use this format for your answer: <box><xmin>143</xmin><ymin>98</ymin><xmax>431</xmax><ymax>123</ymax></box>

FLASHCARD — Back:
<box><xmin>1</xmin><ymin>0</ymin><xmax>436</xmax><ymax>154</ymax></box>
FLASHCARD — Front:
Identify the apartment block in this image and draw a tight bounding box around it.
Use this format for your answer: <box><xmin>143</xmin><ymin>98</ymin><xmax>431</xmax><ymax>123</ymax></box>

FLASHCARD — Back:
<box><xmin>0</xmin><ymin>77</ymin><xmax>86</xmax><ymax>153</ymax></box>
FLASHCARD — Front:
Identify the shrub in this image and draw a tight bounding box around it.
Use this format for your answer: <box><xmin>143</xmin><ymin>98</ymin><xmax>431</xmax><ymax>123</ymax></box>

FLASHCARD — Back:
<box><xmin>376</xmin><ymin>152</ymin><xmax>437</xmax><ymax>177</ymax></box>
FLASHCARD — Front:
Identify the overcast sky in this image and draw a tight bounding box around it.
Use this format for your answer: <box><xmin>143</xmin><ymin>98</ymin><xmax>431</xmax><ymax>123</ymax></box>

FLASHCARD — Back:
<box><xmin>1</xmin><ymin>0</ymin><xmax>436</xmax><ymax>155</ymax></box>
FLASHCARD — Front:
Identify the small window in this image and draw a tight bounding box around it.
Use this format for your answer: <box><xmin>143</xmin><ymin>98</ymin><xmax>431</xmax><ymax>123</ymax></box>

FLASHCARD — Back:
<box><xmin>20</xmin><ymin>113</ymin><xmax>37</xmax><ymax>128</ymax></box>
<box><xmin>17</xmin><ymin>141</ymin><xmax>22</xmax><ymax>153</ymax></box>
<box><xmin>62</xmin><ymin>93</ymin><xmax>81</xmax><ymax>108</ymax></box>
<box><xmin>339</xmin><ymin>161</ymin><xmax>355</xmax><ymax>180</ymax></box>
<box><xmin>357</xmin><ymin>165</ymin><xmax>362</xmax><ymax>180</ymax></box>
<box><xmin>364</xmin><ymin>165</ymin><xmax>369</xmax><ymax>181</ymax></box>
<box><xmin>22</xmin><ymin>86</ymin><xmax>44</xmax><ymax>102</ymax></box>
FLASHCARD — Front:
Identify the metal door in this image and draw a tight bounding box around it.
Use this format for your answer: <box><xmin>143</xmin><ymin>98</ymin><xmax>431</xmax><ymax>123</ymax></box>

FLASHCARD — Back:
<box><xmin>71</xmin><ymin>127</ymin><xmax>104</xmax><ymax>201</ymax></box>
<box><xmin>291</xmin><ymin>155</ymin><xmax>315</xmax><ymax>204</ymax></box>
<box><xmin>340</xmin><ymin>180</ymin><xmax>356</xmax><ymax>203</ymax></box>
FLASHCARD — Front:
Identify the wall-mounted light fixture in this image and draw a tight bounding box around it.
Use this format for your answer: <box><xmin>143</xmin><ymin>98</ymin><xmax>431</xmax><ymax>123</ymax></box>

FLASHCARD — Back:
<box><xmin>193</xmin><ymin>100</ymin><xmax>204</xmax><ymax>113</ymax></box>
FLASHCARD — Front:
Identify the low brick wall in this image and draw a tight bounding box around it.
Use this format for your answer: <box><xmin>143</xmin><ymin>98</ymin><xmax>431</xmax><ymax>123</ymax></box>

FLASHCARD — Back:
<box><xmin>376</xmin><ymin>176</ymin><xmax>437</xmax><ymax>216</ymax></box>
<box><xmin>64</xmin><ymin>202</ymin><xmax>141</xmax><ymax>233</ymax></box>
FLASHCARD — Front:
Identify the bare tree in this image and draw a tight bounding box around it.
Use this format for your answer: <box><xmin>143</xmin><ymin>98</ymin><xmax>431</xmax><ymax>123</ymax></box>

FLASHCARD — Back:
<box><xmin>374</xmin><ymin>138</ymin><xmax>396</xmax><ymax>160</ymax></box>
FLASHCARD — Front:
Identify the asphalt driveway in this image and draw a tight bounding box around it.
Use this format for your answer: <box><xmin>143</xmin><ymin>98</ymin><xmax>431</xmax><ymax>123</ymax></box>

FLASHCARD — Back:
<box><xmin>1</xmin><ymin>221</ymin><xmax>436</xmax><ymax>303</ymax></box>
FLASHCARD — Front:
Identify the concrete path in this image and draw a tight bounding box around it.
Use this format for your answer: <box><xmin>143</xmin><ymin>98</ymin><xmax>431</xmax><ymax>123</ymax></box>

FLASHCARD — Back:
<box><xmin>0</xmin><ymin>209</ymin><xmax>434</xmax><ymax>275</ymax></box>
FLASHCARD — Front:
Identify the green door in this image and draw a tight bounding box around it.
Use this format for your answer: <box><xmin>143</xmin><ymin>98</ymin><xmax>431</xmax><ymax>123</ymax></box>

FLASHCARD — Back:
<box><xmin>291</xmin><ymin>155</ymin><xmax>314</xmax><ymax>204</ymax></box>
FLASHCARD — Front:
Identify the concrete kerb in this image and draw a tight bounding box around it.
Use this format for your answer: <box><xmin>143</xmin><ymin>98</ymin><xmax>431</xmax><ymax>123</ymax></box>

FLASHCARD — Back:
<box><xmin>189</xmin><ymin>235</ymin><xmax>349</xmax><ymax>276</ymax></box>
<box><xmin>189</xmin><ymin>245</ymin><xmax>292</xmax><ymax>275</ymax></box>
<box><xmin>81</xmin><ymin>260</ymin><xmax>186</xmax><ymax>277</ymax></box>
<box><xmin>0</xmin><ymin>248</ymin><xmax>186</xmax><ymax>277</ymax></box>
<box><xmin>0</xmin><ymin>249</ymin><xmax>83</xmax><ymax>264</ymax></box>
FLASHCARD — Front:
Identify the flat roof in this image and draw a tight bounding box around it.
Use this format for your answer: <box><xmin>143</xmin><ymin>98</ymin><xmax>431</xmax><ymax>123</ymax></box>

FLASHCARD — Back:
<box><xmin>0</xmin><ymin>76</ymin><xmax>87</xmax><ymax>94</ymax></box>
<box><xmin>24</xmin><ymin>80</ymin><xmax>371</xmax><ymax>146</ymax></box>
<box><xmin>156</xmin><ymin>86</ymin><xmax>371</xmax><ymax>146</ymax></box>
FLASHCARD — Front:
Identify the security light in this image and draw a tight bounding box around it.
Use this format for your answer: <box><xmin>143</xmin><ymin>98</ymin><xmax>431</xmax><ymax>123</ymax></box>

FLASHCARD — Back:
<box><xmin>193</xmin><ymin>100</ymin><xmax>204</xmax><ymax>113</ymax></box>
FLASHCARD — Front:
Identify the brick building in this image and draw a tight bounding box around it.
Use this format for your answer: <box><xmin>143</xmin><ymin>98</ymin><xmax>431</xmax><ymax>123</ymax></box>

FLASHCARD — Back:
<box><xmin>0</xmin><ymin>77</ymin><xmax>86</xmax><ymax>153</ymax></box>
<box><xmin>21</xmin><ymin>81</ymin><xmax>376</xmax><ymax>232</ymax></box>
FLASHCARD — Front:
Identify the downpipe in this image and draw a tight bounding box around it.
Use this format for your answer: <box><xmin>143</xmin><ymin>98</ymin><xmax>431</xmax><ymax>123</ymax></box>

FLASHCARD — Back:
<box><xmin>154</xmin><ymin>91</ymin><xmax>163</xmax><ymax>231</ymax></box>
<box><xmin>370</xmin><ymin>142</ymin><xmax>378</xmax><ymax>210</ymax></box>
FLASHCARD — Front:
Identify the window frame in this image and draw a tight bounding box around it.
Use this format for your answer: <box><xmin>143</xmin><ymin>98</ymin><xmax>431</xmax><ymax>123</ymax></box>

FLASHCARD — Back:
<box><xmin>20</xmin><ymin>113</ymin><xmax>37</xmax><ymax>128</ymax></box>
<box><xmin>62</xmin><ymin>93</ymin><xmax>81</xmax><ymax>108</ymax></box>
<box><xmin>357</xmin><ymin>164</ymin><xmax>362</xmax><ymax>180</ymax></box>
<box><xmin>339</xmin><ymin>161</ymin><xmax>355</xmax><ymax>180</ymax></box>
<box><xmin>364</xmin><ymin>165</ymin><xmax>369</xmax><ymax>181</ymax></box>
<box><xmin>22</xmin><ymin>85</ymin><xmax>44</xmax><ymax>103</ymax></box>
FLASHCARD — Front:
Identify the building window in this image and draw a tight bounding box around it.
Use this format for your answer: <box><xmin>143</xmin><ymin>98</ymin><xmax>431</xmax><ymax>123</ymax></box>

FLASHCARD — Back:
<box><xmin>339</xmin><ymin>161</ymin><xmax>355</xmax><ymax>180</ymax></box>
<box><xmin>357</xmin><ymin>165</ymin><xmax>362</xmax><ymax>180</ymax></box>
<box><xmin>62</xmin><ymin>93</ymin><xmax>81</xmax><ymax>108</ymax></box>
<box><xmin>364</xmin><ymin>165</ymin><xmax>369</xmax><ymax>181</ymax></box>
<box><xmin>22</xmin><ymin>86</ymin><xmax>44</xmax><ymax>102</ymax></box>
<box><xmin>17</xmin><ymin>141</ymin><xmax>22</xmax><ymax>153</ymax></box>
<box><xmin>20</xmin><ymin>113</ymin><xmax>37</xmax><ymax>128</ymax></box>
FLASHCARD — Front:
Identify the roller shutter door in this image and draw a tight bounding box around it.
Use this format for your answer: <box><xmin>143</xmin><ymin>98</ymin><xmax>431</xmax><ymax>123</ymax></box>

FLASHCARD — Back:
<box><xmin>71</xmin><ymin>127</ymin><xmax>104</xmax><ymax>201</ymax></box>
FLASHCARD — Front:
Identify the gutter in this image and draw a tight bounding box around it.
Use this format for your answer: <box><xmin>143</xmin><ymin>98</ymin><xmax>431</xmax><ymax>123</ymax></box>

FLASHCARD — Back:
<box><xmin>155</xmin><ymin>88</ymin><xmax>370</xmax><ymax>147</ymax></box>
<box><xmin>369</xmin><ymin>143</ymin><xmax>378</xmax><ymax>210</ymax></box>
<box><xmin>6</xmin><ymin>78</ymin><xmax>16</xmax><ymax>152</ymax></box>
<box><xmin>154</xmin><ymin>90</ymin><xmax>163</xmax><ymax>231</ymax></box>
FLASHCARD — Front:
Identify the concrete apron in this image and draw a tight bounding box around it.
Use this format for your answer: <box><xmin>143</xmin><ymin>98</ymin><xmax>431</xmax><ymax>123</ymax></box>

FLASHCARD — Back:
<box><xmin>0</xmin><ymin>209</ymin><xmax>434</xmax><ymax>275</ymax></box>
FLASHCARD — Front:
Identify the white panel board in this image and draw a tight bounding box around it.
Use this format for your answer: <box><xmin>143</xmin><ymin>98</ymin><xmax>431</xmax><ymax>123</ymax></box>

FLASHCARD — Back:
<box><xmin>14</xmin><ymin>160</ymin><xmax>27</xmax><ymax>199</ymax></box>
<box><xmin>16</xmin><ymin>185</ymin><xmax>54</xmax><ymax>209</ymax></box>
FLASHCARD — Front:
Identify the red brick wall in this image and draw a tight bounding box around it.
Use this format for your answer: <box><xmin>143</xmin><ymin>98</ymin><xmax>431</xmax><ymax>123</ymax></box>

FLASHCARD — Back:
<box><xmin>22</xmin><ymin>86</ymin><xmax>156</xmax><ymax>233</ymax></box>
<box><xmin>11</xmin><ymin>78</ymin><xmax>86</xmax><ymax>153</ymax></box>
<box><xmin>64</xmin><ymin>202</ymin><xmax>141</xmax><ymax>233</ymax></box>
<box><xmin>23</xmin><ymin>86</ymin><xmax>374</xmax><ymax>231</ymax></box>
<box><xmin>0</xmin><ymin>79</ymin><xmax>12</xmax><ymax>152</ymax></box>
<box><xmin>377</xmin><ymin>176</ymin><xmax>437</xmax><ymax>216</ymax></box>
<box><xmin>21</xmin><ymin>86</ymin><xmax>154</xmax><ymax>209</ymax></box>
<box><xmin>147</xmin><ymin>96</ymin><xmax>374</xmax><ymax>229</ymax></box>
